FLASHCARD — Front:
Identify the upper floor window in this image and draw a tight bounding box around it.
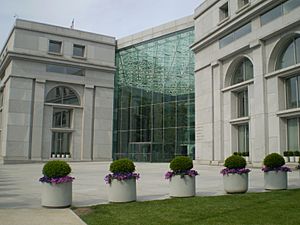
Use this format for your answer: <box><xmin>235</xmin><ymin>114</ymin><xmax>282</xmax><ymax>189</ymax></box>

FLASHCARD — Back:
<box><xmin>46</xmin><ymin>64</ymin><xmax>85</xmax><ymax>76</ymax></box>
<box><xmin>73</xmin><ymin>44</ymin><xmax>85</xmax><ymax>58</ymax></box>
<box><xmin>237</xmin><ymin>89</ymin><xmax>248</xmax><ymax>117</ymax></box>
<box><xmin>46</xmin><ymin>86</ymin><xmax>80</xmax><ymax>105</ymax></box>
<box><xmin>286</xmin><ymin>75</ymin><xmax>300</xmax><ymax>109</ymax></box>
<box><xmin>276</xmin><ymin>37</ymin><xmax>300</xmax><ymax>70</ymax></box>
<box><xmin>219</xmin><ymin>23</ymin><xmax>251</xmax><ymax>48</ymax></box>
<box><xmin>261</xmin><ymin>0</ymin><xmax>300</xmax><ymax>26</ymax></box>
<box><xmin>48</xmin><ymin>40</ymin><xmax>62</xmax><ymax>54</ymax></box>
<box><xmin>231</xmin><ymin>58</ymin><xmax>253</xmax><ymax>85</ymax></box>
<box><xmin>219</xmin><ymin>3</ymin><xmax>229</xmax><ymax>21</ymax></box>
<box><xmin>238</xmin><ymin>0</ymin><xmax>249</xmax><ymax>9</ymax></box>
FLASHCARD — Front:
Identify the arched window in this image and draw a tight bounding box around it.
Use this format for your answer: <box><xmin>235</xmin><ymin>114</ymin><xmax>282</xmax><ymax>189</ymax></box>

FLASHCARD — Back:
<box><xmin>231</xmin><ymin>58</ymin><xmax>253</xmax><ymax>85</ymax></box>
<box><xmin>276</xmin><ymin>37</ymin><xmax>300</xmax><ymax>70</ymax></box>
<box><xmin>46</xmin><ymin>86</ymin><xmax>80</xmax><ymax>105</ymax></box>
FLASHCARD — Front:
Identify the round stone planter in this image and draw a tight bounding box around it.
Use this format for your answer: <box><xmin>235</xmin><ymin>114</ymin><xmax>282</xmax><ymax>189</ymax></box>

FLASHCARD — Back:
<box><xmin>223</xmin><ymin>173</ymin><xmax>248</xmax><ymax>194</ymax></box>
<box><xmin>41</xmin><ymin>182</ymin><xmax>72</xmax><ymax>208</ymax></box>
<box><xmin>169</xmin><ymin>175</ymin><xmax>195</xmax><ymax>197</ymax></box>
<box><xmin>107</xmin><ymin>178</ymin><xmax>136</xmax><ymax>203</ymax></box>
<box><xmin>264</xmin><ymin>170</ymin><xmax>288</xmax><ymax>190</ymax></box>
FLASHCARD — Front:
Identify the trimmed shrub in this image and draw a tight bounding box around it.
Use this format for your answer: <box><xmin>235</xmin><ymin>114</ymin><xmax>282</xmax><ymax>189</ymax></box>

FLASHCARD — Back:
<box><xmin>287</xmin><ymin>151</ymin><xmax>294</xmax><ymax>157</ymax></box>
<box><xmin>263</xmin><ymin>153</ymin><xmax>285</xmax><ymax>169</ymax></box>
<box><xmin>110</xmin><ymin>158</ymin><xmax>135</xmax><ymax>174</ymax></box>
<box><xmin>283</xmin><ymin>151</ymin><xmax>289</xmax><ymax>157</ymax></box>
<box><xmin>233</xmin><ymin>152</ymin><xmax>242</xmax><ymax>156</ymax></box>
<box><xmin>294</xmin><ymin>151</ymin><xmax>300</xmax><ymax>156</ymax></box>
<box><xmin>242</xmin><ymin>152</ymin><xmax>249</xmax><ymax>157</ymax></box>
<box><xmin>224</xmin><ymin>155</ymin><xmax>246</xmax><ymax>169</ymax></box>
<box><xmin>42</xmin><ymin>160</ymin><xmax>71</xmax><ymax>178</ymax></box>
<box><xmin>170</xmin><ymin>156</ymin><xmax>193</xmax><ymax>172</ymax></box>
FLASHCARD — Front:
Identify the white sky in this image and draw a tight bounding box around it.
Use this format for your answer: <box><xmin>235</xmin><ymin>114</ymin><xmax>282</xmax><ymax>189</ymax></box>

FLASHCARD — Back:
<box><xmin>0</xmin><ymin>0</ymin><xmax>204</xmax><ymax>47</ymax></box>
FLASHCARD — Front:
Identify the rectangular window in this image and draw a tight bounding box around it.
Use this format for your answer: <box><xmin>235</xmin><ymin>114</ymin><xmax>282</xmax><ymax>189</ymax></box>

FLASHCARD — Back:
<box><xmin>48</xmin><ymin>40</ymin><xmax>62</xmax><ymax>54</ymax></box>
<box><xmin>73</xmin><ymin>44</ymin><xmax>85</xmax><ymax>57</ymax></box>
<box><xmin>219</xmin><ymin>3</ymin><xmax>229</xmax><ymax>21</ymax></box>
<box><xmin>283</xmin><ymin>0</ymin><xmax>300</xmax><ymax>14</ymax></box>
<box><xmin>237</xmin><ymin>90</ymin><xmax>248</xmax><ymax>118</ymax></box>
<box><xmin>46</xmin><ymin>64</ymin><xmax>85</xmax><ymax>76</ymax></box>
<box><xmin>219</xmin><ymin>23</ymin><xmax>251</xmax><ymax>48</ymax></box>
<box><xmin>238</xmin><ymin>0</ymin><xmax>249</xmax><ymax>9</ymax></box>
<box><xmin>53</xmin><ymin>108</ymin><xmax>71</xmax><ymax>128</ymax></box>
<box><xmin>238</xmin><ymin>124</ymin><xmax>249</xmax><ymax>153</ymax></box>
<box><xmin>51</xmin><ymin>132</ymin><xmax>71</xmax><ymax>155</ymax></box>
<box><xmin>286</xmin><ymin>76</ymin><xmax>300</xmax><ymax>109</ymax></box>
<box><xmin>287</xmin><ymin>118</ymin><xmax>298</xmax><ymax>151</ymax></box>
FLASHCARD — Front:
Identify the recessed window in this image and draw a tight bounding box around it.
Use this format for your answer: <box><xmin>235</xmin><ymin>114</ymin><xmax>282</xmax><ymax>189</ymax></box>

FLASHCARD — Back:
<box><xmin>46</xmin><ymin>86</ymin><xmax>80</xmax><ymax>105</ymax></box>
<box><xmin>219</xmin><ymin>3</ymin><xmax>229</xmax><ymax>21</ymax></box>
<box><xmin>46</xmin><ymin>64</ymin><xmax>85</xmax><ymax>76</ymax></box>
<box><xmin>48</xmin><ymin>40</ymin><xmax>62</xmax><ymax>54</ymax></box>
<box><xmin>237</xmin><ymin>89</ymin><xmax>248</xmax><ymax>118</ymax></box>
<box><xmin>287</xmin><ymin>118</ymin><xmax>299</xmax><ymax>151</ymax></box>
<box><xmin>286</xmin><ymin>75</ymin><xmax>300</xmax><ymax>109</ymax></box>
<box><xmin>53</xmin><ymin>108</ymin><xmax>71</xmax><ymax>128</ymax></box>
<box><xmin>219</xmin><ymin>23</ymin><xmax>251</xmax><ymax>48</ymax></box>
<box><xmin>237</xmin><ymin>124</ymin><xmax>249</xmax><ymax>153</ymax></box>
<box><xmin>231</xmin><ymin>58</ymin><xmax>253</xmax><ymax>85</ymax></box>
<box><xmin>238</xmin><ymin>0</ymin><xmax>249</xmax><ymax>9</ymax></box>
<box><xmin>276</xmin><ymin>37</ymin><xmax>300</xmax><ymax>70</ymax></box>
<box><xmin>73</xmin><ymin>44</ymin><xmax>85</xmax><ymax>57</ymax></box>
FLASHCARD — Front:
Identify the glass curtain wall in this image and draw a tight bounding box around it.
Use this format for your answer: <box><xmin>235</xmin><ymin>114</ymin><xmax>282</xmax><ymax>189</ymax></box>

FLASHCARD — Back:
<box><xmin>113</xmin><ymin>28</ymin><xmax>195</xmax><ymax>162</ymax></box>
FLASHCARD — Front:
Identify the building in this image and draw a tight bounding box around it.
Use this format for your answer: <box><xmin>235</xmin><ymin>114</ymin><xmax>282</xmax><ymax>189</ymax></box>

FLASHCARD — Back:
<box><xmin>192</xmin><ymin>0</ymin><xmax>300</xmax><ymax>165</ymax></box>
<box><xmin>0</xmin><ymin>19</ymin><xmax>116</xmax><ymax>163</ymax></box>
<box><xmin>113</xmin><ymin>16</ymin><xmax>195</xmax><ymax>162</ymax></box>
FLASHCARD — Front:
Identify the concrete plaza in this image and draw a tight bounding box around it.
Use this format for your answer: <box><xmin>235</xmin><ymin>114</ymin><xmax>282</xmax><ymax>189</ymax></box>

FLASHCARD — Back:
<box><xmin>0</xmin><ymin>162</ymin><xmax>300</xmax><ymax>225</ymax></box>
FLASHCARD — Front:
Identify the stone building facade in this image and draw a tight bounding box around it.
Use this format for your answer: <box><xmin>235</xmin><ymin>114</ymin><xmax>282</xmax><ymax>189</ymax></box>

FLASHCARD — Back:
<box><xmin>192</xmin><ymin>0</ymin><xmax>300</xmax><ymax>165</ymax></box>
<box><xmin>0</xmin><ymin>19</ymin><xmax>115</xmax><ymax>163</ymax></box>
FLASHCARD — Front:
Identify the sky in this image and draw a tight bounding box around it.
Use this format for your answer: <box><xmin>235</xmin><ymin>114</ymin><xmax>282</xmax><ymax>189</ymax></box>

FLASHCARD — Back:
<box><xmin>0</xmin><ymin>0</ymin><xmax>204</xmax><ymax>47</ymax></box>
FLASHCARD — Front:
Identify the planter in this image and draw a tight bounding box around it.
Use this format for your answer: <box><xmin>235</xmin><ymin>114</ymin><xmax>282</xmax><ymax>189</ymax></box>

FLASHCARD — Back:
<box><xmin>41</xmin><ymin>182</ymin><xmax>72</xmax><ymax>208</ymax></box>
<box><xmin>169</xmin><ymin>175</ymin><xmax>195</xmax><ymax>197</ymax></box>
<box><xmin>289</xmin><ymin>156</ymin><xmax>295</xmax><ymax>163</ymax></box>
<box><xmin>107</xmin><ymin>178</ymin><xmax>136</xmax><ymax>202</ymax></box>
<box><xmin>284</xmin><ymin>156</ymin><xmax>289</xmax><ymax>163</ymax></box>
<box><xmin>295</xmin><ymin>156</ymin><xmax>299</xmax><ymax>163</ymax></box>
<box><xmin>264</xmin><ymin>171</ymin><xmax>288</xmax><ymax>190</ymax></box>
<box><xmin>223</xmin><ymin>173</ymin><xmax>248</xmax><ymax>194</ymax></box>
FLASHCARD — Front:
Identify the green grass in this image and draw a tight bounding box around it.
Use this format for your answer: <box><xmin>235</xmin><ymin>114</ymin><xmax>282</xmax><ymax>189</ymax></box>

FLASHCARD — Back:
<box><xmin>74</xmin><ymin>189</ymin><xmax>300</xmax><ymax>225</ymax></box>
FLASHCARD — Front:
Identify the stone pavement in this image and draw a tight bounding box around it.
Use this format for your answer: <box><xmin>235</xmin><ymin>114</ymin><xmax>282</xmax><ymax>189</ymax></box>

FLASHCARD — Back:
<box><xmin>0</xmin><ymin>162</ymin><xmax>300</xmax><ymax>225</ymax></box>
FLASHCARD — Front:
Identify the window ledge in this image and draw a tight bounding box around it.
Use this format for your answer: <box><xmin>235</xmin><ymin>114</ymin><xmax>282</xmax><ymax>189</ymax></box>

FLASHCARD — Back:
<box><xmin>222</xmin><ymin>79</ymin><xmax>254</xmax><ymax>92</ymax></box>
<box><xmin>236</xmin><ymin>3</ymin><xmax>251</xmax><ymax>14</ymax></box>
<box><xmin>48</xmin><ymin>52</ymin><xmax>63</xmax><ymax>56</ymax></box>
<box><xmin>265</xmin><ymin>63</ymin><xmax>300</xmax><ymax>79</ymax></box>
<box><xmin>72</xmin><ymin>55</ymin><xmax>87</xmax><ymax>60</ymax></box>
<box><xmin>44</xmin><ymin>103</ymin><xmax>82</xmax><ymax>108</ymax></box>
<box><xmin>277</xmin><ymin>108</ymin><xmax>300</xmax><ymax>118</ymax></box>
<box><xmin>218</xmin><ymin>16</ymin><xmax>230</xmax><ymax>26</ymax></box>
<box><xmin>230</xmin><ymin>116</ymin><xmax>250</xmax><ymax>125</ymax></box>
<box><xmin>50</xmin><ymin>128</ymin><xmax>75</xmax><ymax>132</ymax></box>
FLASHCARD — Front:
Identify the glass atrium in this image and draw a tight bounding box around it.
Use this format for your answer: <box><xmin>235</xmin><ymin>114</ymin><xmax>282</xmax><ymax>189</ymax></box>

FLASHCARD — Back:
<box><xmin>113</xmin><ymin>28</ymin><xmax>195</xmax><ymax>162</ymax></box>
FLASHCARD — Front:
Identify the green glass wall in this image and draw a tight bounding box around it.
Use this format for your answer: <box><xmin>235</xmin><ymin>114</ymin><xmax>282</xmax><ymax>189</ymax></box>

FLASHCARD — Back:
<box><xmin>113</xmin><ymin>28</ymin><xmax>195</xmax><ymax>162</ymax></box>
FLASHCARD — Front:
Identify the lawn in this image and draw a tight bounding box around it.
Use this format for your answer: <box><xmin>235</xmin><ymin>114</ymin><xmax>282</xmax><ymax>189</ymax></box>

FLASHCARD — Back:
<box><xmin>73</xmin><ymin>189</ymin><xmax>300</xmax><ymax>225</ymax></box>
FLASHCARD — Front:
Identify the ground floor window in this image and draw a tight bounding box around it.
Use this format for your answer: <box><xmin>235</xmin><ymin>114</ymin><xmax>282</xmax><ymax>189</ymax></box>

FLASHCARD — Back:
<box><xmin>51</xmin><ymin>132</ymin><xmax>71</xmax><ymax>157</ymax></box>
<box><xmin>237</xmin><ymin>124</ymin><xmax>249</xmax><ymax>153</ymax></box>
<box><xmin>287</xmin><ymin>117</ymin><xmax>299</xmax><ymax>151</ymax></box>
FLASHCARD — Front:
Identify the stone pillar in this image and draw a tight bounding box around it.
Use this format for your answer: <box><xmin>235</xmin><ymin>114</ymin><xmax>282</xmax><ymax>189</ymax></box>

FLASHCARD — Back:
<box><xmin>81</xmin><ymin>84</ymin><xmax>94</xmax><ymax>160</ymax></box>
<box><xmin>31</xmin><ymin>79</ymin><xmax>45</xmax><ymax>160</ymax></box>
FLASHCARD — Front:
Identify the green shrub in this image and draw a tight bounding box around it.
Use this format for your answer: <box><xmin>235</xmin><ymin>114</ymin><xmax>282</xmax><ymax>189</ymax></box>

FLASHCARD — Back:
<box><xmin>110</xmin><ymin>158</ymin><xmax>135</xmax><ymax>173</ymax></box>
<box><xmin>283</xmin><ymin>151</ymin><xmax>289</xmax><ymax>157</ymax></box>
<box><xmin>287</xmin><ymin>151</ymin><xmax>294</xmax><ymax>157</ymax></box>
<box><xmin>170</xmin><ymin>156</ymin><xmax>193</xmax><ymax>172</ymax></box>
<box><xmin>263</xmin><ymin>153</ymin><xmax>285</xmax><ymax>168</ymax></box>
<box><xmin>294</xmin><ymin>151</ymin><xmax>300</xmax><ymax>156</ymax></box>
<box><xmin>242</xmin><ymin>152</ymin><xmax>249</xmax><ymax>157</ymax></box>
<box><xmin>233</xmin><ymin>152</ymin><xmax>242</xmax><ymax>156</ymax></box>
<box><xmin>224</xmin><ymin>155</ymin><xmax>246</xmax><ymax>169</ymax></box>
<box><xmin>42</xmin><ymin>160</ymin><xmax>71</xmax><ymax>178</ymax></box>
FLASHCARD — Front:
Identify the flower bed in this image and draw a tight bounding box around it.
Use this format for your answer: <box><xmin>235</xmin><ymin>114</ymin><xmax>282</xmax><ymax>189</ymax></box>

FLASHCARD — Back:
<box><xmin>104</xmin><ymin>172</ymin><xmax>140</xmax><ymax>184</ymax></box>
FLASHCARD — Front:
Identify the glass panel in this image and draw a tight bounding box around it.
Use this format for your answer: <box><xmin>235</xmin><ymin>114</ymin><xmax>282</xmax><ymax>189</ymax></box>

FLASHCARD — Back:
<box><xmin>141</xmin><ymin>106</ymin><xmax>151</xmax><ymax>130</ymax></box>
<box><xmin>46</xmin><ymin>64</ymin><xmax>84</xmax><ymax>76</ymax></box>
<box><xmin>130</xmin><ymin>107</ymin><xmax>140</xmax><ymax>130</ymax></box>
<box><xmin>296</xmin><ymin>37</ymin><xmax>300</xmax><ymax>64</ymax></box>
<box><xmin>153</xmin><ymin>129</ymin><xmax>163</xmax><ymax>143</ymax></box>
<box><xmin>164</xmin><ymin>128</ymin><xmax>175</xmax><ymax>143</ymax></box>
<box><xmin>244</xmin><ymin>58</ymin><xmax>253</xmax><ymax>80</ymax></box>
<box><xmin>73</xmin><ymin>44</ymin><xmax>85</xmax><ymax>57</ymax></box>
<box><xmin>238</xmin><ymin>124</ymin><xmax>249</xmax><ymax>153</ymax></box>
<box><xmin>177</xmin><ymin>101</ymin><xmax>188</xmax><ymax>127</ymax></box>
<box><xmin>164</xmin><ymin>102</ymin><xmax>176</xmax><ymax>127</ymax></box>
<box><xmin>232</xmin><ymin>59</ymin><xmax>253</xmax><ymax>85</ymax></box>
<box><xmin>287</xmin><ymin>118</ymin><xmax>298</xmax><ymax>151</ymax></box>
<box><xmin>219</xmin><ymin>33</ymin><xmax>234</xmax><ymax>48</ymax></box>
<box><xmin>52</xmin><ymin>132</ymin><xmax>70</xmax><ymax>155</ymax></box>
<box><xmin>261</xmin><ymin>4</ymin><xmax>282</xmax><ymax>26</ymax></box>
<box><xmin>232</xmin><ymin>63</ymin><xmax>244</xmax><ymax>85</ymax></box>
<box><xmin>121</xmin><ymin>86</ymin><xmax>131</xmax><ymax>108</ymax></box>
<box><xmin>286</xmin><ymin>76</ymin><xmax>298</xmax><ymax>109</ymax></box>
<box><xmin>120</xmin><ymin>109</ymin><xmax>129</xmax><ymax>130</ymax></box>
<box><xmin>277</xmin><ymin>41</ymin><xmax>296</xmax><ymax>69</ymax></box>
<box><xmin>283</xmin><ymin>0</ymin><xmax>300</xmax><ymax>14</ymax></box>
<box><xmin>234</xmin><ymin>23</ymin><xmax>252</xmax><ymax>40</ymax></box>
<box><xmin>237</xmin><ymin>90</ymin><xmax>248</xmax><ymax>117</ymax></box>
<box><xmin>66</xmin><ymin>67</ymin><xmax>84</xmax><ymax>76</ymax></box>
<box><xmin>46</xmin><ymin>64</ymin><xmax>64</xmax><ymax>74</ymax></box>
<box><xmin>49</xmin><ymin>40</ymin><xmax>62</xmax><ymax>53</ymax></box>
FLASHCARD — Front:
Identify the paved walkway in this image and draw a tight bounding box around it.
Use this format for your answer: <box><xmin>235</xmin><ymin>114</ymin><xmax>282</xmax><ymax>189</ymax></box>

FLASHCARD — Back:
<box><xmin>0</xmin><ymin>162</ymin><xmax>300</xmax><ymax>225</ymax></box>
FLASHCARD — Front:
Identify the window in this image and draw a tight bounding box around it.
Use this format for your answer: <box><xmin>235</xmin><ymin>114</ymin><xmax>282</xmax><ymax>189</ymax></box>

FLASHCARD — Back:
<box><xmin>286</xmin><ymin>75</ymin><xmax>300</xmax><ymax>109</ymax></box>
<box><xmin>276</xmin><ymin>37</ymin><xmax>300</xmax><ymax>70</ymax></box>
<box><xmin>46</xmin><ymin>64</ymin><xmax>85</xmax><ymax>76</ymax></box>
<box><xmin>261</xmin><ymin>0</ymin><xmax>300</xmax><ymax>26</ymax></box>
<box><xmin>231</xmin><ymin>58</ymin><xmax>253</xmax><ymax>85</ymax></box>
<box><xmin>73</xmin><ymin>44</ymin><xmax>85</xmax><ymax>57</ymax></box>
<box><xmin>52</xmin><ymin>131</ymin><xmax>71</xmax><ymax>157</ymax></box>
<box><xmin>238</xmin><ymin>0</ymin><xmax>249</xmax><ymax>9</ymax></box>
<box><xmin>219</xmin><ymin>3</ymin><xmax>229</xmax><ymax>21</ymax></box>
<box><xmin>53</xmin><ymin>108</ymin><xmax>71</xmax><ymax>128</ymax></box>
<box><xmin>237</xmin><ymin>124</ymin><xmax>249</xmax><ymax>153</ymax></box>
<box><xmin>237</xmin><ymin>89</ymin><xmax>248</xmax><ymax>117</ymax></box>
<box><xmin>287</xmin><ymin>118</ymin><xmax>298</xmax><ymax>151</ymax></box>
<box><xmin>48</xmin><ymin>40</ymin><xmax>62</xmax><ymax>54</ymax></box>
<box><xmin>46</xmin><ymin>86</ymin><xmax>80</xmax><ymax>105</ymax></box>
<box><xmin>219</xmin><ymin>23</ymin><xmax>251</xmax><ymax>48</ymax></box>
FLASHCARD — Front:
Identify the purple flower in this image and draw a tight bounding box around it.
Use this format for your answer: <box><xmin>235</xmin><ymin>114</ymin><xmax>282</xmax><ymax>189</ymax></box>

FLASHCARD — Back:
<box><xmin>261</xmin><ymin>166</ymin><xmax>292</xmax><ymax>173</ymax></box>
<box><xmin>164</xmin><ymin>170</ymin><xmax>199</xmax><ymax>180</ymax></box>
<box><xmin>104</xmin><ymin>172</ymin><xmax>140</xmax><ymax>184</ymax></box>
<box><xmin>39</xmin><ymin>175</ymin><xmax>75</xmax><ymax>184</ymax></box>
<box><xmin>220</xmin><ymin>168</ymin><xmax>251</xmax><ymax>176</ymax></box>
